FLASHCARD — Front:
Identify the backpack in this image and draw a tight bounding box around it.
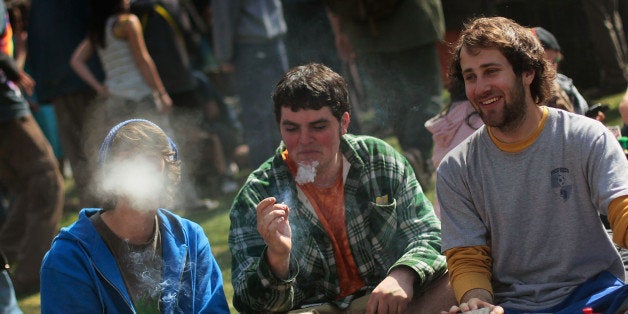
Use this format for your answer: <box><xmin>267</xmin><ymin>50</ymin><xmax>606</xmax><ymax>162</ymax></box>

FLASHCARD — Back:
<box><xmin>130</xmin><ymin>1</ymin><xmax>197</xmax><ymax>94</ymax></box>
<box><xmin>325</xmin><ymin>0</ymin><xmax>400</xmax><ymax>22</ymax></box>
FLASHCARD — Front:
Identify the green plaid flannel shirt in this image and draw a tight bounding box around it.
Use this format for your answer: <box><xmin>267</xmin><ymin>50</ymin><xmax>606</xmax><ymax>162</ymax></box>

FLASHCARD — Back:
<box><xmin>229</xmin><ymin>134</ymin><xmax>445</xmax><ymax>312</ymax></box>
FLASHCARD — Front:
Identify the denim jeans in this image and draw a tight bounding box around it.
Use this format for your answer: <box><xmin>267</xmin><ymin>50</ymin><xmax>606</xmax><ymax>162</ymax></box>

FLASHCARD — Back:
<box><xmin>0</xmin><ymin>270</ymin><xmax>21</xmax><ymax>314</ymax></box>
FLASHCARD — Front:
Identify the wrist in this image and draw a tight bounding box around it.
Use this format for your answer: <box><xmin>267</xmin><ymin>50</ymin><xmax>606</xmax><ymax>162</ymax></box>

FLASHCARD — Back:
<box><xmin>389</xmin><ymin>266</ymin><xmax>417</xmax><ymax>286</ymax></box>
<box><xmin>266</xmin><ymin>250</ymin><xmax>290</xmax><ymax>279</ymax></box>
<box><xmin>461</xmin><ymin>288</ymin><xmax>493</xmax><ymax>304</ymax></box>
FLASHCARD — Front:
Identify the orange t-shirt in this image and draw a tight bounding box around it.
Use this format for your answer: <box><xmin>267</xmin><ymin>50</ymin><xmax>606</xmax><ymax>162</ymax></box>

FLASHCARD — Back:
<box><xmin>283</xmin><ymin>151</ymin><xmax>365</xmax><ymax>298</ymax></box>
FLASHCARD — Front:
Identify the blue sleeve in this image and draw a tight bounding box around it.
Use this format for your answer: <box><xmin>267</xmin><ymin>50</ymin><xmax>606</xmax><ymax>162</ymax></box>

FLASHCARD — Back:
<box><xmin>192</xmin><ymin>224</ymin><xmax>230</xmax><ymax>313</ymax></box>
<box><xmin>40</xmin><ymin>244</ymin><xmax>106</xmax><ymax>313</ymax></box>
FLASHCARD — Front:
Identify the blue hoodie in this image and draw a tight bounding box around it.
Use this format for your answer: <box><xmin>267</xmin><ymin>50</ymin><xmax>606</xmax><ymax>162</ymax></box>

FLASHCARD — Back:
<box><xmin>40</xmin><ymin>208</ymin><xmax>229</xmax><ymax>313</ymax></box>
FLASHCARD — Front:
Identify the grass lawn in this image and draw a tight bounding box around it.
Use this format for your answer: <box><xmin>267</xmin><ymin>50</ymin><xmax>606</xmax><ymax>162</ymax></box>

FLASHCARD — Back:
<box><xmin>16</xmin><ymin>91</ymin><xmax>627</xmax><ymax>313</ymax></box>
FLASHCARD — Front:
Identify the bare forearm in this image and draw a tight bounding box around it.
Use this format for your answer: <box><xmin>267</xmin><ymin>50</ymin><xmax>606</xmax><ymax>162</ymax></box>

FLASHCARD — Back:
<box><xmin>70</xmin><ymin>60</ymin><xmax>105</xmax><ymax>93</ymax></box>
<box><xmin>70</xmin><ymin>39</ymin><xmax>106</xmax><ymax>94</ymax></box>
<box><xmin>138</xmin><ymin>57</ymin><xmax>167</xmax><ymax>95</ymax></box>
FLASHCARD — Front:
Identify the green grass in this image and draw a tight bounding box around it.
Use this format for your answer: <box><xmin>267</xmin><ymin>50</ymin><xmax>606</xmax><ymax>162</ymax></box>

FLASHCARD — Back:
<box><xmin>186</xmin><ymin>199</ymin><xmax>235</xmax><ymax>310</ymax></box>
<box><xmin>16</xmin><ymin>91</ymin><xmax>627</xmax><ymax>313</ymax></box>
<box><xmin>594</xmin><ymin>92</ymin><xmax>625</xmax><ymax>127</ymax></box>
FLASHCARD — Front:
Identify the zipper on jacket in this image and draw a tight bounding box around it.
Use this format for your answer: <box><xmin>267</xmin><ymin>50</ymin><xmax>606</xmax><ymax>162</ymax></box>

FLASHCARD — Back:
<box><xmin>94</xmin><ymin>266</ymin><xmax>136</xmax><ymax>313</ymax></box>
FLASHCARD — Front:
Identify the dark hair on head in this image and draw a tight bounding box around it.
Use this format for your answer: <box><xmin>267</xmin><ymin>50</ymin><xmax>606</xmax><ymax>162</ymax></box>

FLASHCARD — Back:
<box><xmin>272</xmin><ymin>63</ymin><xmax>351</xmax><ymax>123</ymax></box>
<box><xmin>448</xmin><ymin>16</ymin><xmax>555</xmax><ymax>104</ymax></box>
<box><xmin>87</xmin><ymin>0</ymin><xmax>128</xmax><ymax>48</ymax></box>
<box><xmin>100</xmin><ymin>120</ymin><xmax>181</xmax><ymax>210</ymax></box>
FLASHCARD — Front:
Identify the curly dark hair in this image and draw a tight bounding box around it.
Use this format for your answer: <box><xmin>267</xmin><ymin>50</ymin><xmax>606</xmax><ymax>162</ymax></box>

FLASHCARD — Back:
<box><xmin>448</xmin><ymin>16</ymin><xmax>556</xmax><ymax>104</ymax></box>
<box><xmin>272</xmin><ymin>63</ymin><xmax>351</xmax><ymax>123</ymax></box>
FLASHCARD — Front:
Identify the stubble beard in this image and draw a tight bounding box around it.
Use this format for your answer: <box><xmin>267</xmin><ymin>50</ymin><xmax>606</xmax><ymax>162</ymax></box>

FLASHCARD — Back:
<box><xmin>478</xmin><ymin>77</ymin><xmax>528</xmax><ymax>134</ymax></box>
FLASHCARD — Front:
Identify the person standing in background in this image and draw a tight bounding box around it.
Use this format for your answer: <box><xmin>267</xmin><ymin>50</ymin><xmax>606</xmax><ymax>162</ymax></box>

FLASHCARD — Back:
<box><xmin>531</xmin><ymin>26</ymin><xmax>590</xmax><ymax>116</ymax></box>
<box><xmin>282</xmin><ymin>0</ymin><xmax>341</xmax><ymax>72</ymax></box>
<box><xmin>0</xmin><ymin>0</ymin><xmax>64</xmax><ymax>298</ymax></box>
<box><xmin>131</xmin><ymin>0</ymin><xmax>226</xmax><ymax>212</ymax></box>
<box><xmin>211</xmin><ymin>0</ymin><xmax>289</xmax><ymax>169</ymax></box>
<box><xmin>70</xmin><ymin>0</ymin><xmax>172</xmax><ymax>130</ymax></box>
<box><xmin>27</xmin><ymin>0</ymin><xmax>104</xmax><ymax>208</ymax></box>
<box><xmin>327</xmin><ymin>0</ymin><xmax>445</xmax><ymax>187</ymax></box>
<box><xmin>5</xmin><ymin>1</ymin><xmax>66</xmax><ymax>177</ymax></box>
<box><xmin>281</xmin><ymin>0</ymin><xmax>363</xmax><ymax>135</ymax></box>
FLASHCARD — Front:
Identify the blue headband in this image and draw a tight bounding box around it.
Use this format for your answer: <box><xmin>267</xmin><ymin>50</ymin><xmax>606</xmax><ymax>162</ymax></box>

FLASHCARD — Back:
<box><xmin>98</xmin><ymin>119</ymin><xmax>178</xmax><ymax>165</ymax></box>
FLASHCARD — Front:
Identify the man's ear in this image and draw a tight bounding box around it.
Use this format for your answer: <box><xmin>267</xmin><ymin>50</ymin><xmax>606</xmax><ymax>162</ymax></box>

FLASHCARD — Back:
<box><xmin>341</xmin><ymin>112</ymin><xmax>350</xmax><ymax>134</ymax></box>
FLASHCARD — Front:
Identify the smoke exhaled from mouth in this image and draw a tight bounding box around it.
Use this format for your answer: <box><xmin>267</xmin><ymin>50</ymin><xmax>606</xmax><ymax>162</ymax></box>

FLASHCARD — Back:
<box><xmin>100</xmin><ymin>156</ymin><xmax>167</xmax><ymax>211</ymax></box>
<box><xmin>294</xmin><ymin>161</ymin><xmax>319</xmax><ymax>185</ymax></box>
<box><xmin>288</xmin><ymin>160</ymin><xmax>320</xmax><ymax>241</ymax></box>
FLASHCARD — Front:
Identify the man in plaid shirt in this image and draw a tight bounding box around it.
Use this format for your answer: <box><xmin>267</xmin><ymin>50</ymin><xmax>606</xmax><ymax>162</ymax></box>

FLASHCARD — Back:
<box><xmin>229</xmin><ymin>63</ymin><xmax>454</xmax><ymax>313</ymax></box>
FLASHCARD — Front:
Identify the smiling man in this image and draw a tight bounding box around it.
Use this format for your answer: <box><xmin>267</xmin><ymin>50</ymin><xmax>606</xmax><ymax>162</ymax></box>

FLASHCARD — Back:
<box><xmin>438</xmin><ymin>17</ymin><xmax>628</xmax><ymax>314</ymax></box>
<box><xmin>229</xmin><ymin>63</ymin><xmax>455</xmax><ymax>313</ymax></box>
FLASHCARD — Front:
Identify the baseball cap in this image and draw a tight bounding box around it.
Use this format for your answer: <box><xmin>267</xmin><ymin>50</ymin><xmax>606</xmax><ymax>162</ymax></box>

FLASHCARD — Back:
<box><xmin>532</xmin><ymin>27</ymin><xmax>561</xmax><ymax>51</ymax></box>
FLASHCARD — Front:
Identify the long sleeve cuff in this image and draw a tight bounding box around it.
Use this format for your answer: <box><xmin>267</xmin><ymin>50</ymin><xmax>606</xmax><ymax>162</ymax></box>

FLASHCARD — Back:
<box><xmin>608</xmin><ymin>195</ymin><xmax>628</xmax><ymax>249</ymax></box>
<box><xmin>451</xmin><ymin>271</ymin><xmax>493</xmax><ymax>302</ymax></box>
<box><xmin>445</xmin><ymin>245</ymin><xmax>493</xmax><ymax>303</ymax></box>
<box><xmin>258</xmin><ymin>247</ymin><xmax>299</xmax><ymax>289</ymax></box>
